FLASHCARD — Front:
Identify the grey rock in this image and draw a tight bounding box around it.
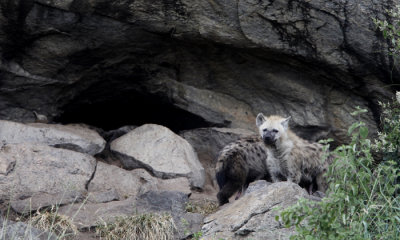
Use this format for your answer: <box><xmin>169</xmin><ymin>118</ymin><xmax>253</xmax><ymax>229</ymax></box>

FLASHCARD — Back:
<box><xmin>88</xmin><ymin>161</ymin><xmax>191</xmax><ymax>201</ymax></box>
<box><xmin>0</xmin><ymin>0</ymin><xmax>395</xmax><ymax>148</ymax></box>
<box><xmin>110</xmin><ymin>124</ymin><xmax>205</xmax><ymax>189</ymax></box>
<box><xmin>0</xmin><ymin>120</ymin><xmax>106</xmax><ymax>155</ymax></box>
<box><xmin>87</xmin><ymin>189</ymin><xmax>120</xmax><ymax>204</ymax></box>
<box><xmin>11</xmin><ymin>191</ymin><xmax>85</xmax><ymax>214</ymax></box>
<box><xmin>0</xmin><ymin>217</ymin><xmax>57</xmax><ymax>240</ymax></box>
<box><xmin>0</xmin><ymin>143</ymin><xmax>96</xmax><ymax>213</ymax></box>
<box><xmin>202</xmin><ymin>182</ymin><xmax>308</xmax><ymax>240</ymax></box>
<box><xmin>245</xmin><ymin>180</ymin><xmax>272</xmax><ymax>195</ymax></box>
<box><xmin>59</xmin><ymin>191</ymin><xmax>203</xmax><ymax>239</ymax></box>
<box><xmin>58</xmin><ymin>197</ymin><xmax>138</xmax><ymax>229</ymax></box>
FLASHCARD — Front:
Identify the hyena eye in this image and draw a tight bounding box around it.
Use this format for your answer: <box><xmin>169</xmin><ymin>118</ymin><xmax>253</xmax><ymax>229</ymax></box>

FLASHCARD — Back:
<box><xmin>272</xmin><ymin>129</ymin><xmax>279</xmax><ymax>133</ymax></box>
<box><xmin>263</xmin><ymin>129</ymin><xmax>268</xmax><ymax>132</ymax></box>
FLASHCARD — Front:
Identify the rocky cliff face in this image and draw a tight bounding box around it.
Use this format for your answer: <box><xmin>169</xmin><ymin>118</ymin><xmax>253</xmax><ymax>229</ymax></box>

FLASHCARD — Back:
<box><xmin>0</xmin><ymin>2</ymin><xmax>398</xmax><ymax>238</ymax></box>
<box><xmin>0</xmin><ymin>0</ymin><xmax>397</xmax><ymax>146</ymax></box>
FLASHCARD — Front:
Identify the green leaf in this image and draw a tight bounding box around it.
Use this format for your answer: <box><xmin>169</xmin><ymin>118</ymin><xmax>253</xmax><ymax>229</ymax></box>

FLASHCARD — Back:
<box><xmin>348</xmin><ymin>122</ymin><xmax>361</xmax><ymax>135</ymax></box>
<box><xmin>359</xmin><ymin>126</ymin><xmax>368</xmax><ymax>139</ymax></box>
<box><xmin>305</xmin><ymin>235</ymin><xmax>314</xmax><ymax>240</ymax></box>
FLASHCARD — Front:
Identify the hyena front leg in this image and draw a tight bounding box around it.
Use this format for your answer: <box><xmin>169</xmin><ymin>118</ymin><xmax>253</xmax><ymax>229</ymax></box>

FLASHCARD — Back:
<box><xmin>287</xmin><ymin>170</ymin><xmax>302</xmax><ymax>185</ymax></box>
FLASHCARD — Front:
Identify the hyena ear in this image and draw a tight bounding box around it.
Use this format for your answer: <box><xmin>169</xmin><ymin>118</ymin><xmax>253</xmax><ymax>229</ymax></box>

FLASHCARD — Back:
<box><xmin>281</xmin><ymin>116</ymin><xmax>291</xmax><ymax>130</ymax></box>
<box><xmin>256</xmin><ymin>113</ymin><xmax>266</xmax><ymax>127</ymax></box>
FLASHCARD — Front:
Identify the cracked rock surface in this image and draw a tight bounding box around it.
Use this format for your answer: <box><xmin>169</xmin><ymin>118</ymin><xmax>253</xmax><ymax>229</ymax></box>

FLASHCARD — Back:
<box><xmin>202</xmin><ymin>181</ymin><xmax>308</xmax><ymax>240</ymax></box>
<box><xmin>0</xmin><ymin>120</ymin><xmax>106</xmax><ymax>155</ymax></box>
<box><xmin>0</xmin><ymin>143</ymin><xmax>96</xmax><ymax>213</ymax></box>
<box><xmin>88</xmin><ymin>161</ymin><xmax>191</xmax><ymax>201</ymax></box>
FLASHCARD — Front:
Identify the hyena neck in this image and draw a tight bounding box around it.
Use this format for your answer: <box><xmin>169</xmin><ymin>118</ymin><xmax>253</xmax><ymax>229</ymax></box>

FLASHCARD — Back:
<box><xmin>273</xmin><ymin>131</ymin><xmax>293</xmax><ymax>159</ymax></box>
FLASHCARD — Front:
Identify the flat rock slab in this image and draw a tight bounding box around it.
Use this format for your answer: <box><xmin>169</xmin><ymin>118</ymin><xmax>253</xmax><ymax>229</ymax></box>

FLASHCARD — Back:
<box><xmin>0</xmin><ymin>143</ymin><xmax>96</xmax><ymax>213</ymax></box>
<box><xmin>110</xmin><ymin>124</ymin><xmax>205</xmax><ymax>189</ymax></box>
<box><xmin>88</xmin><ymin>161</ymin><xmax>191</xmax><ymax>202</ymax></box>
<box><xmin>59</xmin><ymin>191</ymin><xmax>203</xmax><ymax>239</ymax></box>
<box><xmin>202</xmin><ymin>181</ymin><xmax>308</xmax><ymax>240</ymax></box>
<box><xmin>0</xmin><ymin>120</ymin><xmax>106</xmax><ymax>155</ymax></box>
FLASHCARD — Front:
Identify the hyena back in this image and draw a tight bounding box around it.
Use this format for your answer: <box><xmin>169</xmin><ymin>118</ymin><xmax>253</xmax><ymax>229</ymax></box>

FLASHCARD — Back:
<box><xmin>256</xmin><ymin>113</ymin><xmax>332</xmax><ymax>193</ymax></box>
<box><xmin>215</xmin><ymin>135</ymin><xmax>273</xmax><ymax>206</ymax></box>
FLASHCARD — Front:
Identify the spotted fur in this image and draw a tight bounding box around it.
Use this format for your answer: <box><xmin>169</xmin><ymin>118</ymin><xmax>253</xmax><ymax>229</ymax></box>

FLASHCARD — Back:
<box><xmin>215</xmin><ymin>135</ymin><xmax>276</xmax><ymax>206</ymax></box>
<box><xmin>256</xmin><ymin>113</ymin><xmax>332</xmax><ymax>193</ymax></box>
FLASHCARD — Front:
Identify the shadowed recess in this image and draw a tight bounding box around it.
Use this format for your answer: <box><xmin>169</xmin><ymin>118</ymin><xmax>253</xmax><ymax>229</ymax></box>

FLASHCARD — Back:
<box><xmin>55</xmin><ymin>89</ymin><xmax>213</xmax><ymax>132</ymax></box>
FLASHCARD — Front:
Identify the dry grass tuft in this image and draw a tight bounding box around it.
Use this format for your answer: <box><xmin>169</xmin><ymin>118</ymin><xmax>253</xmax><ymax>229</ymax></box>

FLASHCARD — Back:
<box><xmin>95</xmin><ymin>212</ymin><xmax>176</xmax><ymax>240</ymax></box>
<box><xmin>29</xmin><ymin>206</ymin><xmax>78</xmax><ymax>239</ymax></box>
<box><xmin>185</xmin><ymin>199</ymin><xmax>218</xmax><ymax>216</ymax></box>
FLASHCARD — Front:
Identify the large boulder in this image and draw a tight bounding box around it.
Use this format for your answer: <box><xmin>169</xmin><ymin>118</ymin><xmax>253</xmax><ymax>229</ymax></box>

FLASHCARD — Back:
<box><xmin>0</xmin><ymin>0</ymin><xmax>395</xmax><ymax>147</ymax></box>
<box><xmin>88</xmin><ymin>161</ymin><xmax>191</xmax><ymax>202</ymax></box>
<box><xmin>110</xmin><ymin>124</ymin><xmax>205</xmax><ymax>189</ymax></box>
<box><xmin>0</xmin><ymin>120</ymin><xmax>106</xmax><ymax>155</ymax></box>
<box><xmin>201</xmin><ymin>181</ymin><xmax>308</xmax><ymax>240</ymax></box>
<box><xmin>0</xmin><ymin>143</ymin><xmax>96</xmax><ymax>213</ymax></box>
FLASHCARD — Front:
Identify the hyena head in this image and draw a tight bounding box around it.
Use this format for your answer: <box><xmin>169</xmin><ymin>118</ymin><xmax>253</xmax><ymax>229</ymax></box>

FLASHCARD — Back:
<box><xmin>256</xmin><ymin>113</ymin><xmax>291</xmax><ymax>146</ymax></box>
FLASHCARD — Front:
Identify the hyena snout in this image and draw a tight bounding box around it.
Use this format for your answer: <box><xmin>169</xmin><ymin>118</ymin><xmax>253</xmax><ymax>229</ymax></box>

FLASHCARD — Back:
<box><xmin>262</xmin><ymin>130</ymin><xmax>277</xmax><ymax>145</ymax></box>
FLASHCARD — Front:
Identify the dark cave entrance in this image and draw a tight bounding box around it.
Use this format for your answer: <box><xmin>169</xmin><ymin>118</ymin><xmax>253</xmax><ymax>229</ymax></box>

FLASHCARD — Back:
<box><xmin>55</xmin><ymin>89</ymin><xmax>213</xmax><ymax>133</ymax></box>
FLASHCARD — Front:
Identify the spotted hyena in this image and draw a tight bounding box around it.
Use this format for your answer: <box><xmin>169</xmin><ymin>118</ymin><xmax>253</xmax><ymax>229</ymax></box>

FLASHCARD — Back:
<box><xmin>256</xmin><ymin>113</ymin><xmax>332</xmax><ymax>193</ymax></box>
<box><xmin>215</xmin><ymin>135</ymin><xmax>283</xmax><ymax>206</ymax></box>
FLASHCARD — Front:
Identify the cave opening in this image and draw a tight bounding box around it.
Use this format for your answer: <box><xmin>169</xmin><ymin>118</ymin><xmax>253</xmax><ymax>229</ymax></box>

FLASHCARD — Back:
<box><xmin>55</xmin><ymin>89</ymin><xmax>213</xmax><ymax>133</ymax></box>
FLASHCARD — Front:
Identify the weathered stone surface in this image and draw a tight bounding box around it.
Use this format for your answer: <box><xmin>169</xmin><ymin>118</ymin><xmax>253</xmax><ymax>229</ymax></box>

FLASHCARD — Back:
<box><xmin>110</xmin><ymin>124</ymin><xmax>205</xmax><ymax>189</ymax></box>
<box><xmin>0</xmin><ymin>143</ymin><xmax>96</xmax><ymax>213</ymax></box>
<box><xmin>88</xmin><ymin>161</ymin><xmax>191</xmax><ymax>200</ymax></box>
<box><xmin>11</xmin><ymin>191</ymin><xmax>85</xmax><ymax>214</ymax></box>
<box><xmin>59</xmin><ymin>191</ymin><xmax>203</xmax><ymax>239</ymax></box>
<box><xmin>87</xmin><ymin>188</ymin><xmax>120</xmax><ymax>204</ymax></box>
<box><xmin>0</xmin><ymin>120</ymin><xmax>106</xmax><ymax>155</ymax></box>
<box><xmin>0</xmin><ymin>217</ymin><xmax>56</xmax><ymax>240</ymax></box>
<box><xmin>0</xmin><ymin>0</ymin><xmax>395</xmax><ymax>147</ymax></box>
<box><xmin>202</xmin><ymin>181</ymin><xmax>308</xmax><ymax>240</ymax></box>
<box><xmin>59</xmin><ymin>197</ymin><xmax>138</xmax><ymax>230</ymax></box>
<box><xmin>245</xmin><ymin>179</ymin><xmax>272</xmax><ymax>195</ymax></box>
<box><xmin>181</xmin><ymin>127</ymin><xmax>255</xmax><ymax>192</ymax></box>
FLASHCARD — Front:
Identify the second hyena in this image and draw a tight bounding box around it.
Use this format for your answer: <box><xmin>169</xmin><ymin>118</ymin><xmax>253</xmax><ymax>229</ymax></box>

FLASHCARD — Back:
<box><xmin>256</xmin><ymin>113</ymin><xmax>332</xmax><ymax>193</ymax></box>
<box><xmin>215</xmin><ymin>135</ymin><xmax>283</xmax><ymax>206</ymax></box>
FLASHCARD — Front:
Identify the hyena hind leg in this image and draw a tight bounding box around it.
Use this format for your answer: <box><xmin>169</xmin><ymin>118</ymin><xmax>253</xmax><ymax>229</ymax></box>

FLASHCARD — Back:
<box><xmin>315</xmin><ymin>172</ymin><xmax>327</xmax><ymax>193</ymax></box>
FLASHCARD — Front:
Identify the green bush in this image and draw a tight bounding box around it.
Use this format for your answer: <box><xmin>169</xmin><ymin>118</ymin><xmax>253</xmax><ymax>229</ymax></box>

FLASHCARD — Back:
<box><xmin>279</xmin><ymin>104</ymin><xmax>400</xmax><ymax>239</ymax></box>
<box><xmin>374</xmin><ymin>6</ymin><xmax>400</xmax><ymax>58</ymax></box>
<box><xmin>373</xmin><ymin>97</ymin><xmax>400</xmax><ymax>165</ymax></box>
